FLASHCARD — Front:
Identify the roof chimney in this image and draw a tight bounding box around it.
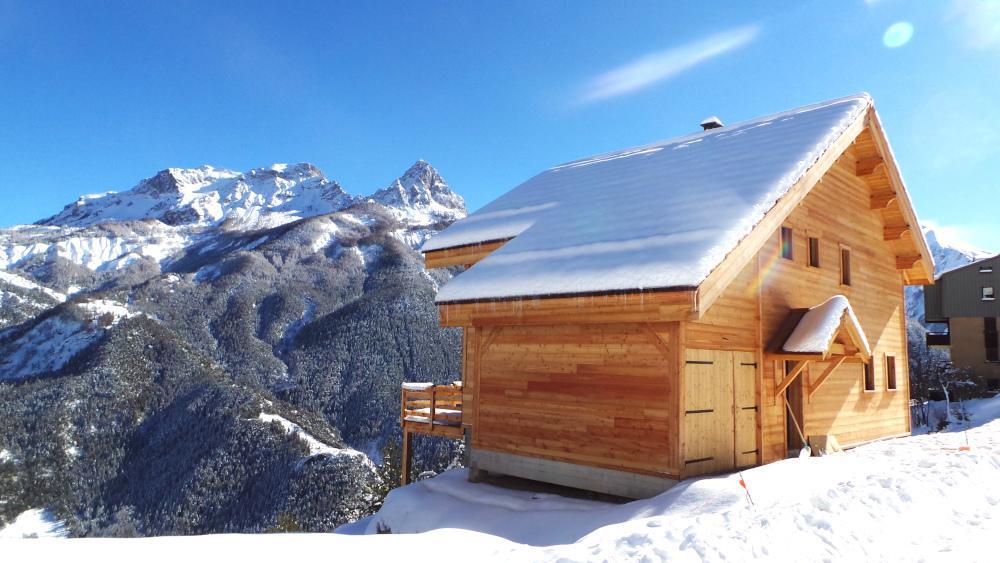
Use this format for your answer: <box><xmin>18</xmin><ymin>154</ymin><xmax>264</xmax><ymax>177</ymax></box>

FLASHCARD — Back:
<box><xmin>700</xmin><ymin>116</ymin><xmax>724</xmax><ymax>131</ymax></box>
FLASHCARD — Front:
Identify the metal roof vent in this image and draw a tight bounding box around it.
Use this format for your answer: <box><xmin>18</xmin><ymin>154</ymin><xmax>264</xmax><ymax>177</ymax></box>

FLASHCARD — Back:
<box><xmin>700</xmin><ymin>116</ymin><xmax>724</xmax><ymax>131</ymax></box>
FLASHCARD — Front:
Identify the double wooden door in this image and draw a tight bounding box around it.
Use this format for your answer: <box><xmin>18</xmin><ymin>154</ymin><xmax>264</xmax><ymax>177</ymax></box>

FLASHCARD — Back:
<box><xmin>683</xmin><ymin>349</ymin><xmax>758</xmax><ymax>476</ymax></box>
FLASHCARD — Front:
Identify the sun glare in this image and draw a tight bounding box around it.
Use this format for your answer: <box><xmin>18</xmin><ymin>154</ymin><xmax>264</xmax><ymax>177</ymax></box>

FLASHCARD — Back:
<box><xmin>883</xmin><ymin>22</ymin><xmax>914</xmax><ymax>48</ymax></box>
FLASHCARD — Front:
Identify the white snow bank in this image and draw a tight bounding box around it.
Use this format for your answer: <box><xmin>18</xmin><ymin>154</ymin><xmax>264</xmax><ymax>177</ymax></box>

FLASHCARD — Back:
<box><xmin>782</xmin><ymin>294</ymin><xmax>870</xmax><ymax>355</ymax></box>
<box><xmin>0</xmin><ymin>530</ymin><xmax>519</xmax><ymax>561</ymax></box>
<box><xmin>257</xmin><ymin>413</ymin><xmax>367</xmax><ymax>463</ymax></box>
<box><xmin>7</xmin><ymin>419</ymin><xmax>1000</xmax><ymax>560</ymax></box>
<box><xmin>914</xmin><ymin>394</ymin><xmax>1000</xmax><ymax>435</ymax></box>
<box><xmin>428</xmin><ymin>94</ymin><xmax>872</xmax><ymax>302</ymax></box>
<box><xmin>360</xmin><ymin>417</ymin><xmax>1000</xmax><ymax>560</ymax></box>
<box><xmin>0</xmin><ymin>509</ymin><xmax>68</xmax><ymax>539</ymax></box>
<box><xmin>401</xmin><ymin>382</ymin><xmax>435</xmax><ymax>390</ymax></box>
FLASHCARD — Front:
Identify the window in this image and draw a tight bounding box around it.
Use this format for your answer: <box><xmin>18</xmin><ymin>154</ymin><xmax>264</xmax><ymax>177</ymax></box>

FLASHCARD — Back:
<box><xmin>986</xmin><ymin>318</ymin><xmax>999</xmax><ymax>362</ymax></box>
<box><xmin>841</xmin><ymin>248</ymin><xmax>852</xmax><ymax>286</ymax></box>
<box><xmin>980</xmin><ymin>266</ymin><xmax>994</xmax><ymax>273</ymax></box>
<box><xmin>886</xmin><ymin>355</ymin><xmax>897</xmax><ymax>391</ymax></box>
<box><xmin>863</xmin><ymin>361</ymin><xmax>875</xmax><ymax>391</ymax></box>
<box><xmin>983</xmin><ymin>287</ymin><xmax>995</xmax><ymax>301</ymax></box>
<box><xmin>780</xmin><ymin>227</ymin><xmax>794</xmax><ymax>260</ymax></box>
<box><xmin>808</xmin><ymin>237</ymin><xmax>820</xmax><ymax>268</ymax></box>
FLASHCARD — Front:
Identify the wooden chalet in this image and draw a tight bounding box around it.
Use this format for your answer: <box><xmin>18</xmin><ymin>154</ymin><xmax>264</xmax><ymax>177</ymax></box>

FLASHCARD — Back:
<box><xmin>403</xmin><ymin>94</ymin><xmax>935</xmax><ymax>498</ymax></box>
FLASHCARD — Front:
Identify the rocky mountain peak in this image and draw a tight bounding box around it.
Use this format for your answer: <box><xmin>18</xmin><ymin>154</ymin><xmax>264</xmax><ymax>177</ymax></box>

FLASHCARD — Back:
<box><xmin>922</xmin><ymin>225</ymin><xmax>993</xmax><ymax>276</ymax></box>
<box><xmin>370</xmin><ymin>160</ymin><xmax>466</xmax><ymax>224</ymax></box>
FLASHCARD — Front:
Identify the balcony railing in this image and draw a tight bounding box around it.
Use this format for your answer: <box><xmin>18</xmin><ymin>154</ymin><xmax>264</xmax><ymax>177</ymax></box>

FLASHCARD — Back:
<box><xmin>400</xmin><ymin>382</ymin><xmax>463</xmax><ymax>439</ymax></box>
<box><xmin>926</xmin><ymin>332</ymin><xmax>951</xmax><ymax>348</ymax></box>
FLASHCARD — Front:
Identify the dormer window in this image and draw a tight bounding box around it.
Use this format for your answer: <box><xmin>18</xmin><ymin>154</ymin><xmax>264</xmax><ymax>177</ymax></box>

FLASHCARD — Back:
<box><xmin>983</xmin><ymin>287</ymin><xmax>995</xmax><ymax>301</ymax></box>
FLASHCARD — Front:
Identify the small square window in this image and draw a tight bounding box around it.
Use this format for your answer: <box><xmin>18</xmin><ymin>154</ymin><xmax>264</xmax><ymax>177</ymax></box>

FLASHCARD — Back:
<box><xmin>841</xmin><ymin>248</ymin><xmax>852</xmax><ymax>286</ymax></box>
<box><xmin>983</xmin><ymin>287</ymin><xmax>995</xmax><ymax>301</ymax></box>
<box><xmin>886</xmin><ymin>355</ymin><xmax>897</xmax><ymax>391</ymax></box>
<box><xmin>807</xmin><ymin>237</ymin><xmax>820</xmax><ymax>268</ymax></box>
<box><xmin>863</xmin><ymin>361</ymin><xmax>875</xmax><ymax>391</ymax></box>
<box><xmin>780</xmin><ymin>227</ymin><xmax>794</xmax><ymax>260</ymax></box>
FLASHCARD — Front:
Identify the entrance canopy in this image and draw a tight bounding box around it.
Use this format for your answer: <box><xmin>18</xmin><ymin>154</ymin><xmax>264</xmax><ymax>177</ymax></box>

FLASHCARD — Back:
<box><xmin>768</xmin><ymin>295</ymin><xmax>872</xmax><ymax>399</ymax></box>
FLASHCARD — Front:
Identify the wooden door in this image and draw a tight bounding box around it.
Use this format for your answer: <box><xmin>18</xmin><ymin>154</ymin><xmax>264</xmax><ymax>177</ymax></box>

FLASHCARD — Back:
<box><xmin>734</xmin><ymin>351</ymin><xmax>759</xmax><ymax>468</ymax></box>
<box><xmin>683</xmin><ymin>349</ymin><xmax>735</xmax><ymax>475</ymax></box>
<box><xmin>683</xmin><ymin>349</ymin><xmax>759</xmax><ymax>476</ymax></box>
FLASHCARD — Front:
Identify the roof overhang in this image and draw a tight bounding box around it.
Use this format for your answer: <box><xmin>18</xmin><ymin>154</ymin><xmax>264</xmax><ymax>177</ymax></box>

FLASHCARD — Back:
<box><xmin>424</xmin><ymin>97</ymin><xmax>935</xmax><ymax>325</ymax></box>
<box><xmin>695</xmin><ymin>105</ymin><xmax>935</xmax><ymax>320</ymax></box>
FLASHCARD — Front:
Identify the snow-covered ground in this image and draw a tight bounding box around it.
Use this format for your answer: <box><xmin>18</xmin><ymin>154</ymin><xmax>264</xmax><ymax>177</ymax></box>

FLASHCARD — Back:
<box><xmin>0</xmin><ymin>509</ymin><xmax>68</xmax><ymax>539</ymax></box>
<box><xmin>5</xmin><ymin>398</ymin><xmax>1000</xmax><ymax>561</ymax></box>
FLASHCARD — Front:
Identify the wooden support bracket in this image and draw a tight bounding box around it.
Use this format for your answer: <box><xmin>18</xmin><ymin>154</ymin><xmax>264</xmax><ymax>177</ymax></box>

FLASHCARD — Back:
<box><xmin>870</xmin><ymin>191</ymin><xmax>897</xmax><ymax>210</ymax></box>
<box><xmin>883</xmin><ymin>224</ymin><xmax>910</xmax><ymax>241</ymax></box>
<box><xmin>855</xmin><ymin>156</ymin><xmax>885</xmax><ymax>178</ymax></box>
<box><xmin>896</xmin><ymin>255</ymin><xmax>922</xmax><ymax>270</ymax></box>
<box><xmin>808</xmin><ymin>355</ymin><xmax>847</xmax><ymax>399</ymax></box>
<box><xmin>774</xmin><ymin>360</ymin><xmax>809</xmax><ymax>398</ymax></box>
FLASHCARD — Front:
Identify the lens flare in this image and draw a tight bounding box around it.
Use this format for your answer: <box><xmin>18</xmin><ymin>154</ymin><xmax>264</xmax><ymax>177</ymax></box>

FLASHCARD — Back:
<box><xmin>883</xmin><ymin>22</ymin><xmax>914</xmax><ymax>48</ymax></box>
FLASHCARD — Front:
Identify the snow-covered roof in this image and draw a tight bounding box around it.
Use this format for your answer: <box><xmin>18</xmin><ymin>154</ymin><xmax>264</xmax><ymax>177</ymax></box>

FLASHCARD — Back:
<box><xmin>782</xmin><ymin>295</ymin><xmax>871</xmax><ymax>357</ymax></box>
<box><xmin>426</xmin><ymin>94</ymin><xmax>872</xmax><ymax>303</ymax></box>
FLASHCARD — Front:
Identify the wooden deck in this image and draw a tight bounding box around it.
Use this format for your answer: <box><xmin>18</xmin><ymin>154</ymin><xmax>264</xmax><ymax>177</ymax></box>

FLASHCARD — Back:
<box><xmin>400</xmin><ymin>383</ymin><xmax>463</xmax><ymax>485</ymax></box>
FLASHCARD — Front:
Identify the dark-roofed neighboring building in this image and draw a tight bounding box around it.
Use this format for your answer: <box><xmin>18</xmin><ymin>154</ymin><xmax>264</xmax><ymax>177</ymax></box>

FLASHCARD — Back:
<box><xmin>925</xmin><ymin>255</ymin><xmax>1000</xmax><ymax>390</ymax></box>
<box><xmin>404</xmin><ymin>94</ymin><xmax>934</xmax><ymax>498</ymax></box>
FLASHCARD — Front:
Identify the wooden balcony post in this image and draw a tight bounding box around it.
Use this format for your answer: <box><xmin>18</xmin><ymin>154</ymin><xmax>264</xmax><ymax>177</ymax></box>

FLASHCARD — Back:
<box><xmin>401</xmin><ymin>429</ymin><xmax>413</xmax><ymax>486</ymax></box>
<box><xmin>429</xmin><ymin>386</ymin><xmax>437</xmax><ymax>426</ymax></box>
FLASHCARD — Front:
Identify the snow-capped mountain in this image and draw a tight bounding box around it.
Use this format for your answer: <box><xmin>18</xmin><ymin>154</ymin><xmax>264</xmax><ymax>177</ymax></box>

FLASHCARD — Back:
<box><xmin>0</xmin><ymin>161</ymin><xmax>464</xmax><ymax>283</ymax></box>
<box><xmin>370</xmin><ymin>160</ymin><xmax>466</xmax><ymax>225</ymax></box>
<box><xmin>922</xmin><ymin>226</ymin><xmax>994</xmax><ymax>276</ymax></box>
<box><xmin>0</xmin><ymin>159</ymin><xmax>465</xmax><ymax>536</ymax></box>
<box><xmin>39</xmin><ymin>163</ymin><xmax>354</xmax><ymax>231</ymax></box>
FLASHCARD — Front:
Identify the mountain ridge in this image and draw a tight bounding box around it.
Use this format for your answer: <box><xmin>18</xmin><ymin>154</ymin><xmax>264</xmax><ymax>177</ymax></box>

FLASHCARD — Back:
<box><xmin>35</xmin><ymin>160</ymin><xmax>463</xmax><ymax>232</ymax></box>
<box><xmin>0</xmin><ymin>160</ymin><xmax>466</xmax><ymax>535</ymax></box>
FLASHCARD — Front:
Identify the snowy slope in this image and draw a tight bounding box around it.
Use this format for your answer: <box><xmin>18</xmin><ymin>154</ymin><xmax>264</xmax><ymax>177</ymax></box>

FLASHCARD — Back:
<box><xmin>6</xmin><ymin>408</ymin><xmax>999</xmax><ymax>560</ymax></box>
<box><xmin>0</xmin><ymin>298</ymin><xmax>138</xmax><ymax>380</ymax></box>
<box><xmin>0</xmin><ymin>222</ymin><xmax>190</xmax><ymax>272</ymax></box>
<box><xmin>353</xmin><ymin>412</ymin><xmax>1000</xmax><ymax>560</ymax></box>
<box><xmin>0</xmin><ymin>509</ymin><xmax>68</xmax><ymax>539</ymax></box>
<box><xmin>428</xmin><ymin>94</ymin><xmax>871</xmax><ymax>302</ymax></box>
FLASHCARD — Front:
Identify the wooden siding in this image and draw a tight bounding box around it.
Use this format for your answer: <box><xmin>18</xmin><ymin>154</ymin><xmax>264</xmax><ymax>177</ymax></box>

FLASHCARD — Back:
<box><xmin>756</xmin><ymin>145</ymin><xmax>911</xmax><ymax>461</ymax></box>
<box><xmin>438</xmin><ymin>290</ymin><xmax>697</xmax><ymax>327</ymax></box>
<box><xmin>472</xmin><ymin>322</ymin><xmax>682</xmax><ymax>478</ymax></box>
<box><xmin>424</xmin><ymin>239</ymin><xmax>509</xmax><ymax>269</ymax></box>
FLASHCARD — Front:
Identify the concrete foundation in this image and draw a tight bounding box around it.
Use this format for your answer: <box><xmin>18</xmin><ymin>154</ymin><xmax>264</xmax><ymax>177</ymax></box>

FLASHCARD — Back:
<box><xmin>469</xmin><ymin>449</ymin><xmax>678</xmax><ymax>499</ymax></box>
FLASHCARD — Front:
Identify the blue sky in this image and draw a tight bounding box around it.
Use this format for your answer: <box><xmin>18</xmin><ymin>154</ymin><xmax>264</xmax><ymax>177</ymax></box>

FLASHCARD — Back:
<box><xmin>1</xmin><ymin>0</ymin><xmax>998</xmax><ymax>249</ymax></box>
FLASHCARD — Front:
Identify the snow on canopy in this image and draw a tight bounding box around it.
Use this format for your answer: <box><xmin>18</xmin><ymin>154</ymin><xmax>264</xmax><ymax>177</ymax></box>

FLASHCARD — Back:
<box><xmin>426</xmin><ymin>93</ymin><xmax>872</xmax><ymax>303</ymax></box>
<box><xmin>781</xmin><ymin>295</ymin><xmax>871</xmax><ymax>356</ymax></box>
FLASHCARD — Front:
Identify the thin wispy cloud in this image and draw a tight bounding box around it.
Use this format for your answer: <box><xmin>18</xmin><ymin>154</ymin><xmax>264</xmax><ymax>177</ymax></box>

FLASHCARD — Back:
<box><xmin>578</xmin><ymin>25</ymin><xmax>760</xmax><ymax>104</ymax></box>
<box><xmin>949</xmin><ymin>0</ymin><xmax>1000</xmax><ymax>49</ymax></box>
